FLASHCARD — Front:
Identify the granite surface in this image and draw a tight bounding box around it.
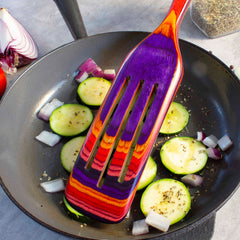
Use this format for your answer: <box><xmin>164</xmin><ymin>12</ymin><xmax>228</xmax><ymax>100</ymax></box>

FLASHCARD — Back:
<box><xmin>0</xmin><ymin>0</ymin><xmax>239</xmax><ymax>239</ymax></box>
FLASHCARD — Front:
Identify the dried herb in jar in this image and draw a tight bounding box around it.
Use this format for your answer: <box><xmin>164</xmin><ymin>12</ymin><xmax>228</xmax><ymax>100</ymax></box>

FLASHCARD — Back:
<box><xmin>191</xmin><ymin>0</ymin><xmax>240</xmax><ymax>38</ymax></box>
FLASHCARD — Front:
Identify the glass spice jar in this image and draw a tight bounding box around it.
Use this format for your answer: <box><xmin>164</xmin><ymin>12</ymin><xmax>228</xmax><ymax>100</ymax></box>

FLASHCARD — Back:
<box><xmin>190</xmin><ymin>0</ymin><xmax>240</xmax><ymax>38</ymax></box>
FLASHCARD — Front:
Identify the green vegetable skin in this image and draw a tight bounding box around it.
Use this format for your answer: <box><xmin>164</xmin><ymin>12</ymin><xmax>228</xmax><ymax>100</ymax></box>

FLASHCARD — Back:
<box><xmin>61</xmin><ymin>136</ymin><xmax>86</xmax><ymax>172</ymax></box>
<box><xmin>160</xmin><ymin>102</ymin><xmax>189</xmax><ymax>134</ymax></box>
<box><xmin>137</xmin><ymin>156</ymin><xmax>157</xmax><ymax>190</ymax></box>
<box><xmin>160</xmin><ymin>137</ymin><xmax>207</xmax><ymax>174</ymax></box>
<box><xmin>77</xmin><ymin>77</ymin><xmax>111</xmax><ymax>106</ymax></box>
<box><xmin>140</xmin><ymin>179</ymin><xmax>191</xmax><ymax>225</ymax></box>
<box><xmin>49</xmin><ymin>104</ymin><xmax>93</xmax><ymax>137</ymax></box>
<box><xmin>63</xmin><ymin>196</ymin><xmax>90</xmax><ymax>222</ymax></box>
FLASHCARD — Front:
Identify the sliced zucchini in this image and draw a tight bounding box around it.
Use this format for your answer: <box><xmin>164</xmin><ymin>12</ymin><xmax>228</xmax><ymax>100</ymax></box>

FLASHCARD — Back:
<box><xmin>77</xmin><ymin>77</ymin><xmax>111</xmax><ymax>106</ymax></box>
<box><xmin>140</xmin><ymin>179</ymin><xmax>191</xmax><ymax>225</ymax></box>
<box><xmin>61</xmin><ymin>136</ymin><xmax>86</xmax><ymax>172</ymax></box>
<box><xmin>160</xmin><ymin>102</ymin><xmax>189</xmax><ymax>134</ymax></box>
<box><xmin>63</xmin><ymin>196</ymin><xmax>90</xmax><ymax>222</ymax></box>
<box><xmin>160</xmin><ymin>137</ymin><xmax>207</xmax><ymax>174</ymax></box>
<box><xmin>137</xmin><ymin>156</ymin><xmax>157</xmax><ymax>191</ymax></box>
<box><xmin>49</xmin><ymin>104</ymin><xmax>93</xmax><ymax>137</ymax></box>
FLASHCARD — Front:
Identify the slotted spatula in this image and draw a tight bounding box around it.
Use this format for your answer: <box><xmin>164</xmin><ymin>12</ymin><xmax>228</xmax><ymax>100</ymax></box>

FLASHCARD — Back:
<box><xmin>65</xmin><ymin>0</ymin><xmax>191</xmax><ymax>223</ymax></box>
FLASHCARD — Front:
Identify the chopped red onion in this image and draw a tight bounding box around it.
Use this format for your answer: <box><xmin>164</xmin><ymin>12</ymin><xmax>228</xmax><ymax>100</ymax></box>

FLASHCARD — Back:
<box><xmin>40</xmin><ymin>178</ymin><xmax>65</xmax><ymax>193</ymax></box>
<box><xmin>38</xmin><ymin>98</ymin><xmax>64</xmax><ymax>121</ymax></box>
<box><xmin>197</xmin><ymin>131</ymin><xmax>206</xmax><ymax>141</ymax></box>
<box><xmin>91</xmin><ymin>66</ymin><xmax>104</xmax><ymax>77</ymax></box>
<box><xmin>202</xmin><ymin>135</ymin><xmax>218</xmax><ymax>148</ymax></box>
<box><xmin>79</xmin><ymin>58</ymin><xmax>99</xmax><ymax>73</ymax></box>
<box><xmin>103</xmin><ymin>69</ymin><xmax>116</xmax><ymax>80</ymax></box>
<box><xmin>145</xmin><ymin>210</ymin><xmax>171</xmax><ymax>232</ymax></box>
<box><xmin>206</xmin><ymin>147</ymin><xmax>222</xmax><ymax>160</ymax></box>
<box><xmin>217</xmin><ymin>134</ymin><xmax>233</xmax><ymax>151</ymax></box>
<box><xmin>75</xmin><ymin>71</ymin><xmax>89</xmax><ymax>83</ymax></box>
<box><xmin>0</xmin><ymin>8</ymin><xmax>38</xmax><ymax>74</ymax></box>
<box><xmin>77</xmin><ymin>58</ymin><xmax>116</xmax><ymax>80</ymax></box>
<box><xmin>132</xmin><ymin>219</ymin><xmax>149</xmax><ymax>236</ymax></box>
<box><xmin>35</xmin><ymin>130</ymin><xmax>61</xmax><ymax>147</ymax></box>
<box><xmin>181</xmin><ymin>174</ymin><xmax>203</xmax><ymax>187</ymax></box>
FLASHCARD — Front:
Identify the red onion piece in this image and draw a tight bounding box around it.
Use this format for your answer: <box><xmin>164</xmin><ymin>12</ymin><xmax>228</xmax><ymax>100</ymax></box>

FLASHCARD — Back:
<box><xmin>202</xmin><ymin>134</ymin><xmax>218</xmax><ymax>148</ymax></box>
<box><xmin>132</xmin><ymin>219</ymin><xmax>149</xmax><ymax>236</ymax></box>
<box><xmin>181</xmin><ymin>174</ymin><xmax>203</xmax><ymax>187</ymax></box>
<box><xmin>38</xmin><ymin>98</ymin><xmax>64</xmax><ymax>121</ymax></box>
<box><xmin>206</xmin><ymin>147</ymin><xmax>222</xmax><ymax>160</ymax></box>
<box><xmin>40</xmin><ymin>178</ymin><xmax>65</xmax><ymax>193</ymax></box>
<box><xmin>79</xmin><ymin>58</ymin><xmax>97</xmax><ymax>72</ymax></box>
<box><xmin>103</xmin><ymin>69</ymin><xmax>116</xmax><ymax>80</ymax></box>
<box><xmin>35</xmin><ymin>130</ymin><xmax>61</xmax><ymax>147</ymax></box>
<box><xmin>197</xmin><ymin>131</ymin><xmax>206</xmax><ymax>141</ymax></box>
<box><xmin>91</xmin><ymin>66</ymin><xmax>104</xmax><ymax>77</ymax></box>
<box><xmin>145</xmin><ymin>210</ymin><xmax>171</xmax><ymax>232</ymax></box>
<box><xmin>0</xmin><ymin>8</ymin><xmax>38</xmax><ymax>74</ymax></box>
<box><xmin>217</xmin><ymin>134</ymin><xmax>233</xmax><ymax>151</ymax></box>
<box><xmin>75</xmin><ymin>71</ymin><xmax>89</xmax><ymax>83</ymax></box>
<box><xmin>77</xmin><ymin>58</ymin><xmax>117</xmax><ymax>80</ymax></box>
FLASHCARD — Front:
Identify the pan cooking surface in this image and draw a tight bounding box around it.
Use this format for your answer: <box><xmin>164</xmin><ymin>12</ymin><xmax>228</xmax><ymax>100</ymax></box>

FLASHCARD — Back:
<box><xmin>0</xmin><ymin>32</ymin><xmax>239</xmax><ymax>239</ymax></box>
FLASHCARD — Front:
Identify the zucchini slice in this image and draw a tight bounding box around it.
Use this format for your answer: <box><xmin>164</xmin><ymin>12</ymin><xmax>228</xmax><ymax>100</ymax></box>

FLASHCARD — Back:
<box><xmin>160</xmin><ymin>137</ymin><xmax>207</xmax><ymax>174</ymax></box>
<box><xmin>49</xmin><ymin>104</ymin><xmax>93</xmax><ymax>137</ymax></box>
<box><xmin>77</xmin><ymin>77</ymin><xmax>111</xmax><ymax>106</ymax></box>
<box><xmin>61</xmin><ymin>136</ymin><xmax>86</xmax><ymax>172</ymax></box>
<box><xmin>140</xmin><ymin>179</ymin><xmax>191</xmax><ymax>225</ymax></box>
<box><xmin>63</xmin><ymin>196</ymin><xmax>90</xmax><ymax>222</ymax></box>
<box><xmin>137</xmin><ymin>156</ymin><xmax>157</xmax><ymax>191</ymax></box>
<box><xmin>160</xmin><ymin>102</ymin><xmax>189</xmax><ymax>134</ymax></box>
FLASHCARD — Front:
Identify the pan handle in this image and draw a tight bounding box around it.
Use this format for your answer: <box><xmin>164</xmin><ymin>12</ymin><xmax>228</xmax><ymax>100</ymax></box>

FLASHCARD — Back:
<box><xmin>53</xmin><ymin>0</ymin><xmax>87</xmax><ymax>40</ymax></box>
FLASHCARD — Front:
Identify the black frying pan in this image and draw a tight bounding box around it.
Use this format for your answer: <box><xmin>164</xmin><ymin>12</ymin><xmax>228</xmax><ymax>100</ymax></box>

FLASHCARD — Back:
<box><xmin>0</xmin><ymin>0</ymin><xmax>239</xmax><ymax>239</ymax></box>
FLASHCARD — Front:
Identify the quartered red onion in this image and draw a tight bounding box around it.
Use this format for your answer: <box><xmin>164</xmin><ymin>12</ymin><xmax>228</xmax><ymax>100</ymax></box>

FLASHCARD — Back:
<box><xmin>0</xmin><ymin>8</ymin><xmax>38</xmax><ymax>74</ymax></box>
<box><xmin>181</xmin><ymin>174</ymin><xmax>203</xmax><ymax>187</ymax></box>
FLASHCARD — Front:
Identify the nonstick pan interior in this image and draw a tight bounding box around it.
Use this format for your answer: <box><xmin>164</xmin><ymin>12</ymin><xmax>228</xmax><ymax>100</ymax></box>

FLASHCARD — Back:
<box><xmin>0</xmin><ymin>32</ymin><xmax>239</xmax><ymax>239</ymax></box>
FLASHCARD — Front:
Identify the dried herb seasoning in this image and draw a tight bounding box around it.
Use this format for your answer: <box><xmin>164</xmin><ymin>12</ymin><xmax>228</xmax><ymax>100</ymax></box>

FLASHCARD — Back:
<box><xmin>190</xmin><ymin>0</ymin><xmax>240</xmax><ymax>38</ymax></box>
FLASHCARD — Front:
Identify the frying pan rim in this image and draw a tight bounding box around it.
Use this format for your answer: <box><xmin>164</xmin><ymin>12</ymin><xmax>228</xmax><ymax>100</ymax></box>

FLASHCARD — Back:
<box><xmin>0</xmin><ymin>30</ymin><xmax>239</xmax><ymax>239</ymax></box>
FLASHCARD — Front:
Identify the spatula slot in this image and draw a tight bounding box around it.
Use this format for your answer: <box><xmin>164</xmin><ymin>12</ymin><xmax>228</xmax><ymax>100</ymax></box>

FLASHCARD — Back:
<box><xmin>85</xmin><ymin>77</ymin><xmax>129</xmax><ymax>170</ymax></box>
<box><xmin>118</xmin><ymin>83</ymin><xmax>158</xmax><ymax>183</ymax></box>
<box><xmin>96</xmin><ymin>79</ymin><xmax>144</xmax><ymax>188</ymax></box>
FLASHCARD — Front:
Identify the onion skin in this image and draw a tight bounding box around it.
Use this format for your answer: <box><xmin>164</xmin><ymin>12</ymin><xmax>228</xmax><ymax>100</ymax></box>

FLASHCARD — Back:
<box><xmin>0</xmin><ymin>8</ymin><xmax>38</xmax><ymax>74</ymax></box>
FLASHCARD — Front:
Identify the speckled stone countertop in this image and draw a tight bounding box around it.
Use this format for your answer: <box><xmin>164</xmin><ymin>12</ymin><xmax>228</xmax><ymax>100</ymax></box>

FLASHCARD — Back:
<box><xmin>0</xmin><ymin>0</ymin><xmax>239</xmax><ymax>239</ymax></box>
